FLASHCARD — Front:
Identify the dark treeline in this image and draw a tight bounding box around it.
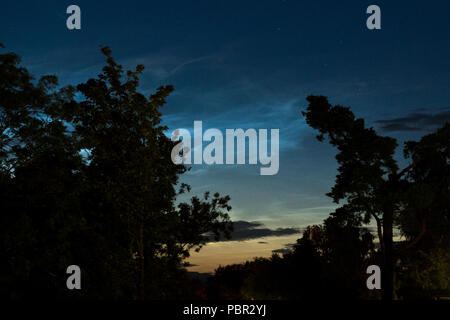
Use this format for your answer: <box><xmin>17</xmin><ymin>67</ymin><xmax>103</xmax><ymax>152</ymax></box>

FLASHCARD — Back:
<box><xmin>205</xmin><ymin>219</ymin><xmax>377</xmax><ymax>300</ymax></box>
<box><xmin>0</xmin><ymin>44</ymin><xmax>449</xmax><ymax>300</ymax></box>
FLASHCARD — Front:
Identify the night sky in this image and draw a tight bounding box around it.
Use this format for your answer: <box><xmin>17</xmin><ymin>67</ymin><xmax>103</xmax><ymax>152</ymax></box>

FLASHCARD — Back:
<box><xmin>3</xmin><ymin>0</ymin><xmax>450</xmax><ymax>272</ymax></box>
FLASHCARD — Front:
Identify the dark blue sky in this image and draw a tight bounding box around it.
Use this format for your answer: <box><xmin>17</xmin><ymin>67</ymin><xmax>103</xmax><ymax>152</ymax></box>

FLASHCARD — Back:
<box><xmin>2</xmin><ymin>0</ymin><xmax>450</xmax><ymax>229</ymax></box>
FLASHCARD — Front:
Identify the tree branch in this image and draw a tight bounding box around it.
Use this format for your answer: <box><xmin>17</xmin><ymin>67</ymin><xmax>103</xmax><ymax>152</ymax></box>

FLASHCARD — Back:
<box><xmin>398</xmin><ymin>159</ymin><xmax>421</xmax><ymax>179</ymax></box>
<box><xmin>398</xmin><ymin>217</ymin><xmax>427</xmax><ymax>253</ymax></box>
<box><xmin>372</xmin><ymin>213</ymin><xmax>384</xmax><ymax>255</ymax></box>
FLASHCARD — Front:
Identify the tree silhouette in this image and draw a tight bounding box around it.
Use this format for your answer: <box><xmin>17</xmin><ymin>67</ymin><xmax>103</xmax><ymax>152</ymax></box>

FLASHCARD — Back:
<box><xmin>0</xmin><ymin>45</ymin><xmax>232</xmax><ymax>299</ymax></box>
<box><xmin>302</xmin><ymin>95</ymin><xmax>450</xmax><ymax>300</ymax></box>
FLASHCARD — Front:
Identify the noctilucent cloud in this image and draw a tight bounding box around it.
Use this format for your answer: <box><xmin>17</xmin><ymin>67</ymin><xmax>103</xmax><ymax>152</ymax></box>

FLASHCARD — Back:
<box><xmin>3</xmin><ymin>0</ymin><xmax>450</xmax><ymax>271</ymax></box>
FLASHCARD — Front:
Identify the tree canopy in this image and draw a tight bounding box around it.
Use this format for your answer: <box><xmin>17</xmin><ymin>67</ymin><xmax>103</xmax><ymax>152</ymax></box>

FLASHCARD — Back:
<box><xmin>0</xmin><ymin>45</ymin><xmax>232</xmax><ymax>299</ymax></box>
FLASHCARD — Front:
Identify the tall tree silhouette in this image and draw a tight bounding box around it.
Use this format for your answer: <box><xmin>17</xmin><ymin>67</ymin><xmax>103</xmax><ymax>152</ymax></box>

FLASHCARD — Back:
<box><xmin>0</xmin><ymin>45</ymin><xmax>232</xmax><ymax>299</ymax></box>
<box><xmin>302</xmin><ymin>95</ymin><xmax>449</xmax><ymax>300</ymax></box>
<box><xmin>302</xmin><ymin>95</ymin><xmax>398</xmax><ymax>299</ymax></box>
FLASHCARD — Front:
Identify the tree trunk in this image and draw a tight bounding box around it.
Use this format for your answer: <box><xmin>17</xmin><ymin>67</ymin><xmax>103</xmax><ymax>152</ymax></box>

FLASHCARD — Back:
<box><xmin>139</xmin><ymin>223</ymin><xmax>145</xmax><ymax>300</ymax></box>
<box><xmin>382</xmin><ymin>209</ymin><xmax>394</xmax><ymax>300</ymax></box>
<box><xmin>373</xmin><ymin>215</ymin><xmax>384</xmax><ymax>255</ymax></box>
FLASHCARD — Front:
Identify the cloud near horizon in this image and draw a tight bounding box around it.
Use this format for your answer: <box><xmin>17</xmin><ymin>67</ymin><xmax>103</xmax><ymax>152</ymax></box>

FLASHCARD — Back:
<box><xmin>208</xmin><ymin>220</ymin><xmax>301</xmax><ymax>242</ymax></box>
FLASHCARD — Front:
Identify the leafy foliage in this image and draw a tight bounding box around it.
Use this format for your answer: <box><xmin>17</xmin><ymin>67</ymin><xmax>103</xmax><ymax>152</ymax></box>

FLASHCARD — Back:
<box><xmin>0</xmin><ymin>45</ymin><xmax>232</xmax><ymax>299</ymax></box>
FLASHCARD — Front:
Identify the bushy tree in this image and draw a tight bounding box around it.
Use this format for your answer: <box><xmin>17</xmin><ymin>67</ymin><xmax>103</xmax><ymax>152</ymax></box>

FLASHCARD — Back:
<box><xmin>0</xmin><ymin>44</ymin><xmax>232</xmax><ymax>299</ymax></box>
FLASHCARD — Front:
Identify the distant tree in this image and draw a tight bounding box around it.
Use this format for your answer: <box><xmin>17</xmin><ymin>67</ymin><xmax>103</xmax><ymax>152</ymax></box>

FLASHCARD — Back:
<box><xmin>303</xmin><ymin>213</ymin><xmax>377</xmax><ymax>299</ymax></box>
<box><xmin>210</xmin><ymin>219</ymin><xmax>376</xmax><ymax>301</ymax></box>
<box><xmin>208</xmin><ymin>262</ymin><xmax>251</xmax><ymax>299</ymax></box>
<box><xmin>247</xmin><ymin>254</ymin><xmax>297</xmax><ymax>300</ymax></box>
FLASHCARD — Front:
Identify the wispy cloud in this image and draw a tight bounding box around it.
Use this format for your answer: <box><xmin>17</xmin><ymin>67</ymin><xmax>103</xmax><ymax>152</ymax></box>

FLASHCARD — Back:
<box><xmin>208</xmin><ymin>220</ymin><xmax>301</xmax><ymax>242</ymax></box>
<box><xmin>376</xmin><ymin>109</ymin><xmax>450</xmax><ymax>132</ymax></box>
